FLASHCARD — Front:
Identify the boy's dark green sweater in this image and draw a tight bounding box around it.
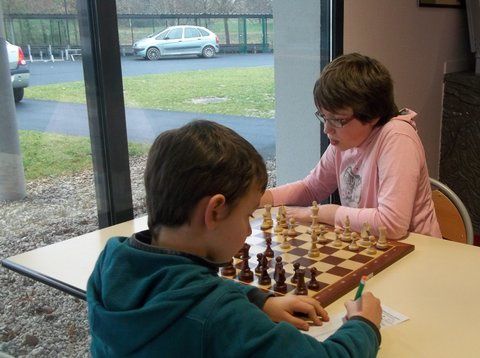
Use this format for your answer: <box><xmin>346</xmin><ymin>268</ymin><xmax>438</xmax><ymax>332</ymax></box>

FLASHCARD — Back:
<box><xmin>87</xmin><ymin>231</ymin><xmax>380</xmax><ymax>357</ymax></box>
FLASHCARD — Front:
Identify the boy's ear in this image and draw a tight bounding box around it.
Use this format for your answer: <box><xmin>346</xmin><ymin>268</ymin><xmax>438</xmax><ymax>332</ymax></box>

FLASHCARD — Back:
<box><xmin>205</xmin><ymin>194</ymin><xmax>228</xmax><ymax>229</ymax></box>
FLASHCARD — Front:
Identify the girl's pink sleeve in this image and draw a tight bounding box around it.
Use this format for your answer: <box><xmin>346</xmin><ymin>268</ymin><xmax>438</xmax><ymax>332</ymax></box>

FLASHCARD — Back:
<box><xmin>335</xmin><ymin>133</ymin><xmax>422</xmax><ymax>239</ymax></box>
<box><xmin>271</xmin><ymin>146</ymin><xmax>339</xmax><ymax>206</ymax></box>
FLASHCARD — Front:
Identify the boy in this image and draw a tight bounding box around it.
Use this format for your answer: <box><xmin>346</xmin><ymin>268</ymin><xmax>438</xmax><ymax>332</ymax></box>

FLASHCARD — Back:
<box><xmin>261</xmin><ymin>53</ymin><xmax>441</xmax><ymax>240</ymax></box>
<box><xmin>87</xmin><ymin>120</ymin><xmax>382</xmax><ymax>357</ymax></box>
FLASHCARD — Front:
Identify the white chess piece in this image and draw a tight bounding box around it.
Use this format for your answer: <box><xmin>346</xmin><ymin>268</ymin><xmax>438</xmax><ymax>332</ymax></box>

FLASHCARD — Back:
<box><xmin>308</xmin><ymin>230</ymin><xmax>320</xmax><ymax>257</ymax></box>
<box><xmin>376</xmin><ymin>226</ymin><xmax>389</xmax><ymax>249</ymax></box>
<box><xmin>348</xmin><ymin>232</ymin><xmax>359</xmax><ymax>251</ymax></box>
<box><xmin>317</xmin><ymin>224</ymin><xmax>328</xmax><ymax>243</ymax></box>
<box><xmin>359</xmin><ymin>222</ymin><xmax>371</xmax><ymax>246</ymax></box>
<box><xmin>333</xmin><ymin>228</ymin><xmax>343</xmax><ymax>247</ymax></box>
<box><xmin>280</xmin><ymin>229</ymin><xmax>291</xmax><ymax>249</ymax></box>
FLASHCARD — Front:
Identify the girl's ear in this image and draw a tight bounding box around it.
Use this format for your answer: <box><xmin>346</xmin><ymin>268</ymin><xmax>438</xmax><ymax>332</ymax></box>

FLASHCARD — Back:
<box><xmin>205</xmin><ymin>194</ymin><xmax>227</xmax><ymax>230</ymax></box>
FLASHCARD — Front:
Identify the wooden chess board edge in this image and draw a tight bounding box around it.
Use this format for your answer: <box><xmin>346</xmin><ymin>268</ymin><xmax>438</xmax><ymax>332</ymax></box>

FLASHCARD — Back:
<box><xmin>313</xmin><ymin>241</ymin><xmax>415</xmax><ymax>307</ymax></box>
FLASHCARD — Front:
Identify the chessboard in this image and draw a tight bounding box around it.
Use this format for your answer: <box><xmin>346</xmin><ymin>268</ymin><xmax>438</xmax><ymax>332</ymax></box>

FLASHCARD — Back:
<box><xmin>220</xmin><ymin>208</ymin><xmax>414</xmax><ymax>308</ymax></box>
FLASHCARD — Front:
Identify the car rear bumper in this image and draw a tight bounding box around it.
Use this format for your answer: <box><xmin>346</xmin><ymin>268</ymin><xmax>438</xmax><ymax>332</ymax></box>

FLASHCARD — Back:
<box><xmin>11</xmin><ymin>67</ymin><xmax>30</xmax><ymax>89</ymax></box>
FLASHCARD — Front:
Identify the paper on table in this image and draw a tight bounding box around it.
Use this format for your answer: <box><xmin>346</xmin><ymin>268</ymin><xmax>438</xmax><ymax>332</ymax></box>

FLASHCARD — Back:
<box><xmin>304</xmin><ymin>305</ymin><xmax>409</xmax><ymax>342</ymax></box>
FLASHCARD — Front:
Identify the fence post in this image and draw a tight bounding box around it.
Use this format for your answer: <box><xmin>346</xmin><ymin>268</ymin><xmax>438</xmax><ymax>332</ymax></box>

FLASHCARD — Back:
<box><xmin>27</xmin><ymin>44</ymin><xmax>33</xmax><ymax>62</ymax></box>
<box><xmin>49</xmin><ymin>44</ymin><xmax>54</xmax><ymax>62</ymax></box>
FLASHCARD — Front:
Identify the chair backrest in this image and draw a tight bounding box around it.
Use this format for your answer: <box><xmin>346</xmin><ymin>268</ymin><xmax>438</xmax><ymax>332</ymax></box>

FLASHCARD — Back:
<box><xmin>430</xmin><ymin>177</ymin><xmax>474</xmax><ymax>245</ymax></box>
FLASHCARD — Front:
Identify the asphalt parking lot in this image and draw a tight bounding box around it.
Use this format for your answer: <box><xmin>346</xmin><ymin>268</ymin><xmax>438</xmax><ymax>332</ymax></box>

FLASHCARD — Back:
<box><xmin>16</xmin><ymin>53</ymin><xmax>276</xmax><ymax>159</ymax></box>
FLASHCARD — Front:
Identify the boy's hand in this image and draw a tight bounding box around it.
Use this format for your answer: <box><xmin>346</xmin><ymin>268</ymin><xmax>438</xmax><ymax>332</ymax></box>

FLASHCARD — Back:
<box><xmin>263</xmin><ymin>296</ymin><xmax>329</xmax><ymax>331</ymax></box>
<box><xmin>344</xmin><ymin>291</ymin><xmax>382</xmax><ymax>327</ymax></box>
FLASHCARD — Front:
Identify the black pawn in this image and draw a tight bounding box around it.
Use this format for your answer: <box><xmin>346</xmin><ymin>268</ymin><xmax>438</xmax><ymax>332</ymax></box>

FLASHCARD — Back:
<box><xmin>274</xmin><ymin>256</ymin><xmax>283</xmax><ymax>281</ymax></box>
<box><xmin>238</xmin><ymin>257</ymin><xmax>253</xmax><ymax>282</ymax></box>
<box><xmin>264</xmin><ymin>237</ymin><xmax>274</xmax><ymax>258</ymax></box>
<box><xmin>291</xmin><ymin>262</ymin><xmax>301</xmax><ymax>284</ymax></box>
<box><xmin>273</xmin><ymin>268</ymin><xmax>287</xmax><ymax>294</ymax></box>
<box><xmin>242</xmin><ymin>243</ymin><xmax>251</xmax><ymax>260</ymax></box>
<box><xmin>221</xmin><ymin>259</ymin><xmax>236</xmax><ymax>277</ymax></box>
<box><xmin>307</xmin><ymin>267</ymin><xmax>320</xmax><ymax>291</ymax></box>
<box><xmin>294</xmin><ymin>269</ymin><xmax>308</xmax><ymax>295</ymax></box>
<box><xmin>258</xmin><ymin>266</ymin><xmax>271</xmax><ymax>285</ymax></box>
<box><xmin>255</xmin><ymin>253</ymin><xmax>264</xmax><ymax>274</ymax></box>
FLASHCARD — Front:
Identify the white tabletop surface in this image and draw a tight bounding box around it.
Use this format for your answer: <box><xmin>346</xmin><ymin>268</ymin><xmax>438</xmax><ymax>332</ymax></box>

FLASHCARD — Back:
<box><xmin>3</xmin><ymin>214</ymin><xmax>480</xmax><ymax>357</ymax></box>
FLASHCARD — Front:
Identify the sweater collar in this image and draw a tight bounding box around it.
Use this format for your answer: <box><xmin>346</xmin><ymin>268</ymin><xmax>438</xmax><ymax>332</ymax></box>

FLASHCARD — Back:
<box><xmin>128</xmin><ymin>230</ymin><xmax>229</xmax><ymax>270</ymax></box>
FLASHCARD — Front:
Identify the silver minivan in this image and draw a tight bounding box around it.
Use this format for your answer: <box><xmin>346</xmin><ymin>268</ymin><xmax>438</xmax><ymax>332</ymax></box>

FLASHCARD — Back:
<box><xmin>133</xmin><ymin>25</ymin><xmax>220</xmax><ymax>60</ymax></box>
<box><xmin>6</xmin><ymin>41</ymin><xmax>30</xmax><ymax>102</ymax></box>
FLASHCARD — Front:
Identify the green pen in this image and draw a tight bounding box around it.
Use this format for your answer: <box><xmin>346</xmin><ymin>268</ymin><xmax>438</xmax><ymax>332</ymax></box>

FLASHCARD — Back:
<box><xmin>354</xmin><ymin>275</ymin><xmax>368</xmax><ymax>300</ymax></box>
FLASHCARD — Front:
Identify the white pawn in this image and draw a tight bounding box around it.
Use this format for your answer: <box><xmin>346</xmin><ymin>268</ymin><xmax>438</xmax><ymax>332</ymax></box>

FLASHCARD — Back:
<box><xmin>348</xmin><ymin>232</ymin><xmax>359</xmax><ymax>251</ymax></box>
<box><xmin>274</xmin><ymin>212</ymin><xmax>283</xmax><ymax>233</ymax></box>
<box><xmin>280</xmin><ymin>229</ymin><xmax>291</xmax><ymax>249</ymax></box>
<box><xmin>333</xmin><ymin>228</ymin><xmax>343</xmax><ymax>247</ymax></box>
<box><xmin>308</xmin><ymin>230</ymin><xmax>320</xmax><ymax>257</ymax></box>
<box><xmin>287</xmin><ymin>217</ymin><xmax>297</xmax><ymax>236</ymax></box>
<box><xmin>366</xmin><ymin>235</ymin><xmax>377</xmax><ymax>255</ymax></box>
<box><xmin>311</xmin><ymin>201</ymin><xmax>319</xmax><ymax>217</ymax></box>
<box><xmin>359</xmin><ymin>222</ymin><xmax>371</xmax><ymax>246</ymax></box>
<box><xmin>376</xmin><ymin>226</ymin><xmax>389</xmax><ymax>250</ymax></box>
<box><xmin>342</xmin><ymin>216</ymin><xmax>352</xmax><ymax>242</ymax></box>
<box><xmin>317</xmin><ymin>224</ymin><xmax>328</xmax><ymax>243</ymax></box>
<box><xmin>260</xmin><ymin>208</ymin><xmax>273</xmax><ymax>230</ymax></box>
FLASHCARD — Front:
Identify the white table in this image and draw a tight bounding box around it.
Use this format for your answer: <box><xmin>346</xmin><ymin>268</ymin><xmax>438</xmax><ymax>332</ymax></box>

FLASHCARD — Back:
<box><xmin>3</xmin><ymin>214</ymin><xmax>480</xmax><ymax>356</ymax></box>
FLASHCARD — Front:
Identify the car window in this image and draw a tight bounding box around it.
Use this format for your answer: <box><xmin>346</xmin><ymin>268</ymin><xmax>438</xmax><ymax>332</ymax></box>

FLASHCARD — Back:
<box><xmin>166</xmin><ymin>28</ymin><xmax>183</xmax><ymax>40</ymax></box>
<box><xmin>198</xmin><ymin>28</ymin><xmax>210</xmax><ymax>37</ymax></box>
<box><xmin>184</xmin><ymin>27</ymin><xmax>201</xmax><ymax>38</ymax></box>
<box><xmin>154</xmin><ymin>29</ymin><xmax>169</xmax><ymax>40</ymax></box>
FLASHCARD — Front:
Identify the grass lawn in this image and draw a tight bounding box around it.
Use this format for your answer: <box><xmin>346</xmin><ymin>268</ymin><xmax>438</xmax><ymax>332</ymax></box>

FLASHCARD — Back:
<box><xmin>20</xmin><ymin>130</ymin><xmax>149</xmax><ymax>180</ymax></box>
<box><xmin>25</xmin><ymin>67</ymin><xmax>275</xmax><ymax>118</ymax></box>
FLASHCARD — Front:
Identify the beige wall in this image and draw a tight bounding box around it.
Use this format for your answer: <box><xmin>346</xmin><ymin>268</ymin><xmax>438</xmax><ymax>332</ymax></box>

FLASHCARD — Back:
<box><xmin>344</xmin><ymin>0</ymin><xmax>470</xmax><ymax>177</ymax></box>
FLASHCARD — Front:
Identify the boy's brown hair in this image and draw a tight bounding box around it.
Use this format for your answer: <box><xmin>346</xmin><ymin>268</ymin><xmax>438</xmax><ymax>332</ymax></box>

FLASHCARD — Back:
<box><xmin>145</xmin><ymin>120</ymin><xmax>268</xmax><ymax>236</ymax></box>
<box><xmin>314</xmin><ymin>53</ymin><xmax>398</xmax><ymax>126</ymax></box>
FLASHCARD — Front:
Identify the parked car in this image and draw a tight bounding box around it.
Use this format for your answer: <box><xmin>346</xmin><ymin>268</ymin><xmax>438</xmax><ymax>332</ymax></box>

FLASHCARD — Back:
<box><xmin>6</xmin><ymin>41</ymin><xmax>30</xmax><ymax>102</ymax></box>
<box><xmin>133</xmin><ymin>25</ymin><xmax>220</xmax><ymax>60</ymax></box>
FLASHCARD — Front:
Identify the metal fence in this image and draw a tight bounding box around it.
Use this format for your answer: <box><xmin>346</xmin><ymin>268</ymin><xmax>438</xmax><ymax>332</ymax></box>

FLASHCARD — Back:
<box><xmin>3</xmin><ymin>13</ymin><xmax>273</xmax><ymax>60</ymax></box>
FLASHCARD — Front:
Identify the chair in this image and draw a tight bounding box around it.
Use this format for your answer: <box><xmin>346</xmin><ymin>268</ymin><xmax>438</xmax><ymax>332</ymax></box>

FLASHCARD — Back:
<box><xmin>430</xmin><ymin>177</ymin><xmax>474</xmax><ymax>245</ymax></box>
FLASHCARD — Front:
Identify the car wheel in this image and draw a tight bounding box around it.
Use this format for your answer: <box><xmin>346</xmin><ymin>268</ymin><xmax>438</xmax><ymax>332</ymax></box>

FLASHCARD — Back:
<box><xmin>13</xmin><ymin>88</ymin><xmax>24</xmax><ymax>103</ymax></box>
<box><xmin>202</xmin><ymin>46</ymin><xmax>215</xmax><ymax>58</ymax></box>
<box><xmin>146</xmin><ymin>47</ymin><xmax>161</xmax><ymax>61</ymax></box>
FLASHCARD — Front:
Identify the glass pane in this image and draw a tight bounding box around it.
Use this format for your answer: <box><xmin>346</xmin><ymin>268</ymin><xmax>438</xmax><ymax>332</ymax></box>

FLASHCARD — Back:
<box><xmin>123</xmin><ymin>10</ymin><xmax>276</xmax><ymax>198</ymax></box>
<box><xmin>0</xmin><ymin>3</ymin><xmax>93</xmax><ymax>356</ymax></box>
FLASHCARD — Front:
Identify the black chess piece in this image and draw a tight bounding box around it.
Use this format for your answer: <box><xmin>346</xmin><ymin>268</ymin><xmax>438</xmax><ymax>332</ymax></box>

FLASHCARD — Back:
<box><xmin>238</xmin><ymin>257</ymin><xmax>253</xmax><ymax>282</ymax></box>
<box><xmin>291</xmin><ymin>262</ymin><xmax>301</xmax><ymax>284</ymax></box>
<box><xmin>294</xmin><ymin>269</ymin><xmax>308</xmax><ymax>295</ymax></box>
<box><xmin>258</xmin><ymin>266</ymin><xmax>271</xmax><ymax>285</ymax></box>
<box><xmin>255</xmin><ymin>253</ymin><xmax>264</xmax><ymax>274</ymax></box>
<box><xmin>242</xmin><ymin>243</ymin><xmax>251</xmax><ymax>259</ymax></box>
<box><xmin>264</xmin><ymin>237</ymin><xmax>274</xmax><ymax>258</ymax></box>
<box><xmin>233</xmin><ymin>248</ymin><xmax>243</xmax><ymax>259</ymax></box>
<box><xmin>220</xmin><ymin>259</ymin><xmax>236</xmax><ymax>277</ymax></box>
<box><xmin>273</xmin><ymin>268</ymin><xmax>287</xmax><ymax>294</ymax></box>
<box><xmin>307</xmin><ymin>267</ymin><xmax>320</xmax><ymax>291</ymax></box>
<box><xmin>274</xmin><ymin>256</ymin><xmax>283</xmax><ymax>281</ymax></box>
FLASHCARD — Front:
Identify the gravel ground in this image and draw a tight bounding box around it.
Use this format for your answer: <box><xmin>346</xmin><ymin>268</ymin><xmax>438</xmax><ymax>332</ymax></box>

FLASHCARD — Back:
<box><xmin>0</xmin><ymin>155</ymin><xmax>276</xmax><ymax>357</ymax></box>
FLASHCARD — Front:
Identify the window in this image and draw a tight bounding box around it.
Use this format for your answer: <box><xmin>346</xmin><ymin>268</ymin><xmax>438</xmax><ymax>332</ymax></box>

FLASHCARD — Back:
<box><xmin>185</xmin><ymin>27</ymin><xmax>201</xmax><ymax>38</ymax></box>
<box><xmin>167</xmin><ymin>28</ymin><xmax>183</xmax><ymax>40</ymax></box>
<box><xmin>199</xmin><ymin>28</ymin><xmax>210</xmax><ymax>37</ymax></box>
<box><xmin>155</xmin><ymin>29</ymin><xmax>169</xmax><ymax>40</ymax></box>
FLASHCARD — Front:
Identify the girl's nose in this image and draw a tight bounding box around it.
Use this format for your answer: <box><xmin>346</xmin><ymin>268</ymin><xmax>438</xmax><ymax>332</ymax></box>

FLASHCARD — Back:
<box><xmin>323</xmin><ymin>121</ymin><xmax>335</xmax><ymax>134</ymax></box>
